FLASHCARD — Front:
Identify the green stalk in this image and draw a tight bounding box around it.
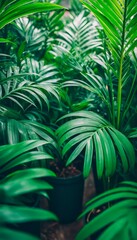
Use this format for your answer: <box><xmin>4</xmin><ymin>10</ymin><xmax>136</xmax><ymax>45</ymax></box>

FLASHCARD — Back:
<box><xmin>108</xmin><ymin>67</ymin><xmax>115</xmax><ymax>125</ymax></box>
<box><xmin>122</xmin><ymin>72</ymin><xmax>137</xmax><ymax>123</ymax></box>
<box><xmin>117</xmin><ymin>0</ymin><xmax>127</xmax><ymax>129</ymax></box>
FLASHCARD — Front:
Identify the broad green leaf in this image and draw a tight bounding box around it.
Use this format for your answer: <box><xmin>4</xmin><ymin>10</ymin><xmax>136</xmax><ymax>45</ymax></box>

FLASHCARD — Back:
<box><xmin>5</xmin><ymin>168</ymin><xmax>55</xmax><ymax>181</ymax></box>
<box><xmin>0</xmin><ymin>38</ymin><xmax>16</xmax><ymax>45</ymax></box>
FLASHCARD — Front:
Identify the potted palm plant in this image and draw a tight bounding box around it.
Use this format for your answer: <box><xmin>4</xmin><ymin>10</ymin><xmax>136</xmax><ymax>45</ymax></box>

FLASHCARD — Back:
<box><xmin>0</xmin><ymin>1</ymin><xmax>86</xmax><ymax>225</ymax></box>
<box><xmin>54</xmin><ymin>0</ymin><xmax>137</xmax><ymax>238</ymax></box>
<box><xmin>56</xmin><ymin>0</ymin><xmax>137</xmax><ymax>188</ymax></box>
<box><xmin>0</xmin><ymin>0</ymin><xmax>65</xmax><ymax>236</ymax></box>
<box><xmin>46</xmin><ymin>144</ymin><xmax>84</xmax><ymax>224</ymax></box>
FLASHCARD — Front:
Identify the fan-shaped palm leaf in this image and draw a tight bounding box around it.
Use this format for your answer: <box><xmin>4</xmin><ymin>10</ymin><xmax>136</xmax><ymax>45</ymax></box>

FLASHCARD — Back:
<box><xmin>0</xmin><ymin>77</ymin><xmax>60</xmax><ymax>111</ymax></box>
<box><xmin>56</xmin><ymin>111</ymin><xmax>135</xmax><ymax>178</ymax></box>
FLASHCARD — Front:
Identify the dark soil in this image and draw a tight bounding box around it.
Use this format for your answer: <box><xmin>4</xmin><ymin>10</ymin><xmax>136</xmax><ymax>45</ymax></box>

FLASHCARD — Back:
<box><xmin>49</xmin><ymin>160</ymin><xmax>81</xmax><ymax>178</ymax></box>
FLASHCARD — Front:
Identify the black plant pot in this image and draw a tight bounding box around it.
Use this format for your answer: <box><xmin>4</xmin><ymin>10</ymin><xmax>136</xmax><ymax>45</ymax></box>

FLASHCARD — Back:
<box><xmin>18</xmin><ymin>220</ymin><xmax>40</xmax><ymax>238</ymax></box>
<box><xmin>48</xmin><ymin>173</ymin><xmax>84</xmax><ymax>224</ymax></box>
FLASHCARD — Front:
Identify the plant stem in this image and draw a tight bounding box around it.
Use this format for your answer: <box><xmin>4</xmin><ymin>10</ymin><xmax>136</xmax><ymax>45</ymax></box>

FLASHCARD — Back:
<box><xmin>122</xmin><ymin>73</ymin><xmax>137</xmax><ymax>124</ymax></box>
<box><xmin>117</xmin><ymin>0</ymin><xmax>127</xmax><ymax>129</ymax></box>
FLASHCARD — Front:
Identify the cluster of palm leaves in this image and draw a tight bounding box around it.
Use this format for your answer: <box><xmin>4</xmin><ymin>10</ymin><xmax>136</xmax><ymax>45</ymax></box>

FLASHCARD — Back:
<box><xmin>0</xmin><ymin>0</ymin><xmax>65</xmax><ymax>238</ymax></box>
<box><xmin>0</xmin><ymin>0</ymin><xmax>137</xmax><ymax>239</ymax></box>
<box><xmin>76</xmin><ymin>181</ymin><xmax>137</xmax><ymax>240</ymax></box>
<box><xmin>0</xmin><ymin>140</ymin><xmax>59</xmax><ymax>240</ymax></box>
<box><xmin>0</xmin><ymin>1</ymin><xmax>64</xmax><ymax>146</ymax></box>
<box><xmin>56</xmin><ymin>0</ymin><xmax>137</xmax><ymax>180</ymax></box>
<box><xmin>70</xmin><ymin>0</ymin><xmax>137</xmax><ymax>239</ymax></box>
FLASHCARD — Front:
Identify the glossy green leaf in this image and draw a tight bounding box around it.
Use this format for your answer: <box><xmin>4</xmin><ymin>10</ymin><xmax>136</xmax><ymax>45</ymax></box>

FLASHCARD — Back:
<box><xmin>1</xmin><ymin>179</ymin><xmax>53</xmax><ymax>196</ymax></box>
<box><xmin>83</xmin><ymin>138</ymin><xmax>93</xmax><ymax>177</ymax></box>
<box><xmin>0</xmin><ymin>228</ymin><xmax>39</xmax><ymax>240</ymax></box>
<box><xmin>0</xmin><ymin>205</ymin><xmax>58</xmax><ymax>223</ymax></box>
<box><xmin>76</xmin><ymin>199</ymin><xmax>137</xmax><ymax>240</ymax></box>
<box><xmin>5</xmin><ymin>168</ymin><xmax>55</xmax><ymax>181</ymax></box>
<box><xmin>66</xmin><ymin>139</ymin><xmax>88</xmax><ymax>166</ymax></box>
<box><xmin>1</xmin><ymin>152</ymin><xmax>53</xmax><ymax>173</ymax></box>
<box><xmin>93</xmin><ymin>132</ymin><xmax>104</xmax><ymax>179</ymax></box>
<box><xmin>0</xmin><ymin>140</ymin><xmax>48</xmax><ymax>167</ymax></box>
<box><xmin>77</xmin><ymin>181</ymin><xmax>137</xmax><ymax>240</ymax></box>
<box><xmin>0</xmin><ymin>2</ymin><xmax>65</xmax><ymax>29</ymax></box>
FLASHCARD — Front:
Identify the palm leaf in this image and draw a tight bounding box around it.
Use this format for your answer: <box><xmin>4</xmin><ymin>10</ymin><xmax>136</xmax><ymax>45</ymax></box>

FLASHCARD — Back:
<box><xmin>0</xmin><ymin>139</ymin><xmax>58</xmax><ymax>239</ymax></box>
<box><xmin>56</xmin><ymin>111</ymin><xmax>135</xmax><ymax>178</ymax></box>
<box><xmin>0</xmin><ymin>78</ymin><xmax>60</xmax><ymax>111</ymax></box>
<box><xmin>0</xmin><ymin>140</ymin><xmax>51</xmax><ymax>168</ymax></box>
<box><xmin>76</xmin><ymin>181</ymin><xmax>137</xmax><ymax>240</ymax></box>
<box><xmin>0</xmin><ymin>1</ymin><xmax>65</xmax><ymax>29</ymax></box>
<box><xmin>81</xmin><ymin>0</ymin><xmax>137</xmax><ymax>129</ymax></box>
<box><xmin>0</xmin><ymin>205</ymin><xmax>58</xmax><ymax>223</ymax></box>
<box><xmin>0</xmin><ymin>228</ymin><xmax>39</xmax><ymax>240</ymax></box>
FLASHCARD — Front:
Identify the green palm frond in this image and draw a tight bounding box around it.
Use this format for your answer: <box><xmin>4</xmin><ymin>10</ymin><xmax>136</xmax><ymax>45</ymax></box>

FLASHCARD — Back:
<box><xmin>52</xmin><ymin>11</ymin><xmax>101</xmax><ymax>60</ymax></box>
<box><xmin>81</xmin><ymin>0</ymin><xmax>137</xmax><ymax>64</ymax></box>
<box><xmin>76</xmin><ymin>181</ymin><xmax>137</xmax><ymax>240</ymax></box>
<box><xmin>56</xmin><ymin>111</ymin><xmax>135</xmax><ymax>178</ymax></box>
<box><xmin>0</xmin><ymin>140</ymin><xmax>52</xmax><ymax>170</ymax></box>
<box><xmin>15</xmin><ymin>18</ymin><xmax>45</xmax><ymax>53</ymax></box>
<box><xmin>21</xmin><ymin>59</ymin><xmax>61</xmax><ymax>84</ymax></box>
<box><xmin>70</xmin><ymin>0</ymin><xmax>84</xmax><ymax>15</ymax></box>
<box><xmin>36</xmin><ymin>64</ymin><xmax>61</xmax><ymax>83</ymax></box>
<box><xmin>0</xmin><ymin>0</ymin><xmax>64</xmax><ymax>29</ymax></box>
<box><xmin>0</xmin><ymin>77</ymin><xmax>60</xmax><ymax>111</ymax></box>
<box><xmin>10</xmin><ymin>18</ymin><xmax>46</xmax><ymax>66</ymax></box>
<box><xmin>81</xmin><ymin>0</ymin><xmax>137</xmax><ymax>129</ymax></box>
<box><xmin>0</xmin><ymin>140</ymin><xmax>58</xmax><ymax>239</ymax></box>
<box><xmin>0</xmin><ymin>118</ymin><xmax>61</xmax><ymax>167</ymax></box>
<box><xmin>62</xmin><ymin>72</ymin><xmax>109</xmax><ymax>114</ymax></box>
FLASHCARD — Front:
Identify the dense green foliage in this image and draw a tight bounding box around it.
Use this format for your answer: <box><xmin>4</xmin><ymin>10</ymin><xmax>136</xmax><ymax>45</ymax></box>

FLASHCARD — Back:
<box><xmin>56</xmin><ymin>0</ymin><xmax>137</xmax><ymax>180</ymax></box>
<box><xmin>0</xmin><ymin>0</ymin><xmax>137</xmax><ymax>239</ymax></box>
<box><xmin>0</xmin><ymin>140</ymin><xmax>57</xmax><ymax>239</ymax></box>
<box><xmin>76</xmin><ymin>181</ymin><xmax>137</xmax><ymax>240</ymax></box>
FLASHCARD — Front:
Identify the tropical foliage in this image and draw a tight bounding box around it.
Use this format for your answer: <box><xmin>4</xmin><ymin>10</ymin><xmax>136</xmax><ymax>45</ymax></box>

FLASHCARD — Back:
<box><xmin>0</xmin><ymin>0</ymin><xmax>64</xmax><ymax>151</ymax></box>
<box><xmin>56</xmin><ymin>0</ymin><xmax>137</xmax><ymax>181</ymax></box>
<box><xmin>76</xmin><ymin>181</ymin><xmax>137</xmax><ymax>240</ymax></box>
<box><xmin>0</xmin><ymin>140</ymin><xmax>57</xmax><ymax>240</ymax></box>
<box><xmin>0</xmin><ymin>0</ymin><xmax>64</xmax><ymax>29</ymax></box>
<box><xmin>0</xmin><ymin>0</ymin><xmax>137</xmax><ymax>239</ymax></box>
<box><xmin>0</xmin><ymin>0</ymin><xmax>64</xmax><ymax>238</ymax></box>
